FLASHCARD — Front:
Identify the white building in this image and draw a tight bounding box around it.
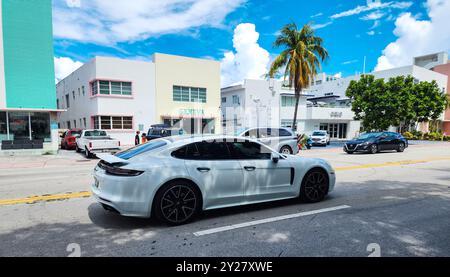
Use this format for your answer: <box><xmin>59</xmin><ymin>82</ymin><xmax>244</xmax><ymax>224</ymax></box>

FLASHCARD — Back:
<box><xmin>57</xmin><ymin>53</ymin><xmax>222</xmax><ymax>145</ymax></box>
<box><xmin>221</xmin><ymin>79</ymin><xmax>361</xmax><ymax>140</ymax></box>
<box><xmin>221</xmin><ymin>52</ymin><xmax>448</xmax><ymax>139</ymax></box>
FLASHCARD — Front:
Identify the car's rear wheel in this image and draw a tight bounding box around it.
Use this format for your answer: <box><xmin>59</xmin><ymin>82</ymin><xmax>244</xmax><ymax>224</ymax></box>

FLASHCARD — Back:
<box><xmin>370</xmin><ymin>144</ymin><xmax>378</xmax><ymax>154</ymax></box>
<box><xmin>300</xmin><ymin>169</ymin><xmax>329</xmax><ymax>203</ymax></box>
<box><xmin>397</xmin><ymin>142</ymin><xmax>405</xmax><ymax>152</ymax></box>
<box><xmin>75</xmin><ymin>145</ymin><xmax>81</xmax><ymax>153</ymax></box>
<box><xmin>280</xmin><ymin>145</ymin><xmax>293</xmax><ymax>155</ymax></box>
<box><xmin>154</xmin><ymin>181</ymin><xmax>201</xmax><ymax>225</ymax></box>
<box><xmin>85</xmin><ymin>147</ymin><xmax>92</xmax><ymax>158</ymax></box>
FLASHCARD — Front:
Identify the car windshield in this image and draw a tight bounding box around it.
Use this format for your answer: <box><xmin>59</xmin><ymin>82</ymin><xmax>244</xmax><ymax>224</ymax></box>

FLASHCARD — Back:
<box><xmin>85</xmin><ymin>130</ymin><xmax>107</xmax><ymax>137</ymax></box>
<box><xmin>357</xmin><ymin>132</ymin><xmax>382</xmax><ymax>140</ymax></box>
<box><xmin>71</xmin><ymin>131</ymin><xmax>82</xmax><ymax>138</ymax></box>
<box><xmin>312</xmin><ymin>132</ymin><xmax>326</xmax><ymax>136</ymax></box>
<box><xmin>115</xmin><ymin>140</ymin><xmax>167</xmax><ymax>160</ymax></box>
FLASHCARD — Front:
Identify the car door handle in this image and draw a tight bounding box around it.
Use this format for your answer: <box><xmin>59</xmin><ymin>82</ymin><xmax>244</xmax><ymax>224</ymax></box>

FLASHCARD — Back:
<box><xmin>244</xmin><ymin>166</ymin><xmax>256</xmax><ymax>171</ymax></box>
<box><xmin>197</xmin><ymin>167</ymin><xmax>210</xmax><ymax>173</ymax></box>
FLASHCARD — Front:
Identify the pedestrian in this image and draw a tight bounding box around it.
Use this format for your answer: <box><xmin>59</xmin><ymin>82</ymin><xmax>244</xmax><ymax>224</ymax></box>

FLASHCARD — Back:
<box><xmin>141</xmin><ymin>133</ymin><xmax>147</xmax><ymax>144</ymax></box>
<box><xmin>135</xmin><ymin>131</ymin><xmax>140</xmax><ymax>145</ymax></box>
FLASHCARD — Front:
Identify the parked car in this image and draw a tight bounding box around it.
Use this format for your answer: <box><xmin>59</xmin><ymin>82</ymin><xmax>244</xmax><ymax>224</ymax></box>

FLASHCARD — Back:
<box><xmin>60</xmin><ymin>129</ymin><xmax>82</xmax><ymax>150</ymax></box>
<box><xmin>344</xmin><ymin>132</ymin><xmax>408</xmax><ymax>154</ymax></box>
<box><xmin>236</xmin><ymin>127</ymin><xmax>299</xmax><ymax>155</ymax></box>
<box><xmin>76</xmin><ymin>130</ymin><xmax>121</xmax><ymax>158</ymax></box>
<box><xmin>146</xmin><ymin>124</ymin><xmax>184</xmax><ymax>141</ymax></box>
<box><xmin>92</xmin><ymin>136</ymin><xmax>336</xmax><ymax>225</ymax></box>
<box><xmin>310</xmin><ymin>130</ymin><xmax>330</xmax><ymax>146</ymax></box>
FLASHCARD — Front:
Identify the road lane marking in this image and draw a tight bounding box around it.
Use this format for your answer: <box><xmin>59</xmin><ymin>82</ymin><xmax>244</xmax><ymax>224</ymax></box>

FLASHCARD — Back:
<box><xmin>335</xmin><ymin>157</ymin><xmax>450</xmax><ymax>171</ymax></box>
<box><xmin>0</xmin><ymin>191</ymin><xmax>92</xmax><ymax>206</ymax></box>
<box><xmin>193</xmin><ymin>205</ymin><xmax>351</xmax><ymax>236</ymax></box>
<box><xmin>1</xmin><ymin>157</ymin><xmax>449</xmax><ymax>207</ymax></box>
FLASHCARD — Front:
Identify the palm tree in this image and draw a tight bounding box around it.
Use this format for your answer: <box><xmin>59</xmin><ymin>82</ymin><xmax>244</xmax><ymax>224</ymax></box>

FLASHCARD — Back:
<box><xmin>269</xmin><ymin>22</ymin><xmax>329</xmax><ymax>131</ymax></box>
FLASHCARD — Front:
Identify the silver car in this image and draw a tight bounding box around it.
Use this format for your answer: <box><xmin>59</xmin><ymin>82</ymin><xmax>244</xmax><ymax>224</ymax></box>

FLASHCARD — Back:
<box><xmin>237</xmin><ymin>127</ymin><xmax>299</xmax><ymax>155</ymax></box>
<box><xmin>92</xmin><ymin>135</ymin><xmax>335</xmax><ymax>225</ymax></box>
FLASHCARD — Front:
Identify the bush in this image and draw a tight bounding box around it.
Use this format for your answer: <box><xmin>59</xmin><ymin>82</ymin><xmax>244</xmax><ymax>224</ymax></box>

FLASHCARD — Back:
<box><xmin>443</xmin><ymin>135</ymin><xmax>450</xmax><ymax>142</ymax></box>
<box><xmin>402</xmin><ymin>131</ymin><xmax>414</xmax><ymax>140</ymax></box>
<box><xmin>424</xmin><ymin>132</ymin><xmax>443</xmax><ymax>141</ymax></box>
<box><xmin>411</xmin><ymin>130</ymin><xmax>423</xmax><ymax>140</ymax></box>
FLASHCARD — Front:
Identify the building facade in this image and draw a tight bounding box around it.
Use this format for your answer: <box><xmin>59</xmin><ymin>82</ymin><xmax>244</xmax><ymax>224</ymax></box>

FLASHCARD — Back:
<box><xmin>0</xmin><ymin>0</ymin><xmax>60</xmax><ymax>154</ymax></box>
<box><xmin>57</xmin><ymin>53</ymin><xmax>221</xmax><ymax>145</ymax></box>
<box><xmin>221</xmin><ymin>79</ymin><xmax>361</xmax><ymax>140</ymax></box>
<box><xmin>430</xmin><ymin>53</ymin><xmax>450</xmax><ymax>135</ymax></box>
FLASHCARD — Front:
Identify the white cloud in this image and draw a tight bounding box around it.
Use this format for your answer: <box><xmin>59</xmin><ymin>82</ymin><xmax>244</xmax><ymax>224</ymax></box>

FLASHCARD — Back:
<box><xmin>221</xmin><ymin>23</ymin><xmax>270</xmax><ymax>87</ymax></box>
<box><xmin>310</xmin><ymin>12</ymin><xmax>323</xmax><ymax>18</ymax></box>
<box><xmin>333</xmin><ymin>72</ymin><xmax>343</xmax><ymax>79</ymax></box>
<box><xmin>375</xmin><ymin>0</ymin><xmax>450</xmax><ymax>71</ymax></box>
<box><xmin>53</xmin><ymin>0</ymin><xmax>245</xmax><ymax>45</ymax></box>
<box><xmin>360</xmin><ymin>11</ymin><xmax>385</xmax><ymax>20</ymax></box>
<box><xmin>54</xmin><ymin>57</ymin><xmax>83</xmax><ymax>83</ymax></box>
<box><xmin>367</xmin><ymin>30</ymin><xmax>376</xmax><ymax>36</ymax></box>
<box><xmin>311</xmin><ymin>21</ymin><xmax>333</xmax><ymax>30</ymax></box>
<box><xmin>331</xmin><ymin>0</ymin><xmax>412</xmax><ymax>19</ymax></box>
<box><xmin>342</xmin><ymin>59</ymin><xmax>359</xmax><ymax>65</ymax></box>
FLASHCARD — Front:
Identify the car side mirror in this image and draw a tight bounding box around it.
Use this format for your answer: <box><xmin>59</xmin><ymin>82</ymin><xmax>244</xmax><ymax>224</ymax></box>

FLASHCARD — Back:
<box><xmin>271</xmin><ymin>152</ymin><xmax>280</xmax><ymax>163</ymax></box>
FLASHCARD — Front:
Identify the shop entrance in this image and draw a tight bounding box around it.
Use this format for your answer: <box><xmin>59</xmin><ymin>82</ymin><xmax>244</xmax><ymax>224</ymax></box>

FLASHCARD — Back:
<box><xmin>319</xmin><ymin>123</ymin><xmax>348</xmax><ymax>139</ymax></box>
<box><xmin>163</xmin><ymin>117</ymin><xmax>215</xmax><ymax>134</ymax></box>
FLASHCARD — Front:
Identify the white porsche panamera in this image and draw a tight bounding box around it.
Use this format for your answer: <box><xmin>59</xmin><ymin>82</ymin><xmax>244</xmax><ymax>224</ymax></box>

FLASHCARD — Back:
<box><xmin>92</xmin><ymin>135</ymin><xmax>336</xmax><ymax>225</ymax></box>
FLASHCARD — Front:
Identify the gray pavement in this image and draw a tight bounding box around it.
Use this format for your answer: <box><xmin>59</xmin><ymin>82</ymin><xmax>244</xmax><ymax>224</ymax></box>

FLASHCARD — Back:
<box><xmin>0</xmin><ymin>143</ymin><xmax>449</xmax><ymax>257</ymax></box>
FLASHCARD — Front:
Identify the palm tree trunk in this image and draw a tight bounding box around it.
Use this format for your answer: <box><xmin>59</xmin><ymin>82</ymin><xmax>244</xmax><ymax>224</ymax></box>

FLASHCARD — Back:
<box><xmin>292</xmin><ymin>90</ymin><xmax>301</xmax><ymax>131</ymax></box>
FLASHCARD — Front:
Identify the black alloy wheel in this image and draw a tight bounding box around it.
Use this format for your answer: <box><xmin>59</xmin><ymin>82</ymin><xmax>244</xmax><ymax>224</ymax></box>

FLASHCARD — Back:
<box><xmin>370</xmin><ymin>144</ymin><xmax>378</xmax><ymax>154</ymax></box>
<box><xmin>300</xmin><ymin>169</ymin><xmax>329</xmax><ymax>203</ymax></box>
<box><xmin>397</xmin><ymin>142</ymin><xmax>405</xmax><ymax>152</ymax></box>
<box><xmin>154</xmin><ymin>182</ymin><xmax>200</xmax><ymax>225</ymax></box>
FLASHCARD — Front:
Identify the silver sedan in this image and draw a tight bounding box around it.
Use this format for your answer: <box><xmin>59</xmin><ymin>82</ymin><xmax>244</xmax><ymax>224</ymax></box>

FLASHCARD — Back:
<box><xmin>92</xmin><ymin>135</ymin><xmax>336</xmax><ymax>225</ymax></box>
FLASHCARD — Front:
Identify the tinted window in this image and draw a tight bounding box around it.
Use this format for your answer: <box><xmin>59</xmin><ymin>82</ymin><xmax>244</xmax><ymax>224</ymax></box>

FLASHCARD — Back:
<box><xmin>312</xmin><ymin>131</ymin><xmax>326</xmax><ymax>136</ymax></box>
<box><xmin>71</xmin><ymin>130</ymin><xmax>82</xmax><ymax>138</ymax></box>
<box><xmin>278</xmin><ymin>129</ymin><xmax>292</xmax><ymax>137</ymax></box>
<box><xmin>116</xmin><ymin>140</ymin><xmax>167</xmax><ymax>160</ymax></box>
<box><xmin>228</xmin><ymin>141</ymin><xmax>271</xmax><ymax>160</ymax></box>
<box><xmin>172</xmin><ymin>141</ymin><xmax>230</xmax><ymax>160</ymax></box>
<box><xmin>243</xmin><ymin>129</ymin><xmax>258</xmax><ymax>138</ymax></box>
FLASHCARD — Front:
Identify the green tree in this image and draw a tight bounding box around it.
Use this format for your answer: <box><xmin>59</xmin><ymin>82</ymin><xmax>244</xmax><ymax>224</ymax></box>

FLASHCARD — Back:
<box><xmin>346</xmin><ymin>75</ymin><xmax>448</xmax><ymax>132</ymax></box>
<box><xmin>268</xmin><ymin>22</ymin><xmax>329</xmax><ymax>131</ymax></box>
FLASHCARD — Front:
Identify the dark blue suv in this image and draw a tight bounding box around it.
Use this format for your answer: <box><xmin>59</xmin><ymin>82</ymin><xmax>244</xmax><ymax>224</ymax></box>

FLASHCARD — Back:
<box><xmin>344</xmin><ymin>132</ymin><xmax>408</xmax><ymax>154</ymax></box>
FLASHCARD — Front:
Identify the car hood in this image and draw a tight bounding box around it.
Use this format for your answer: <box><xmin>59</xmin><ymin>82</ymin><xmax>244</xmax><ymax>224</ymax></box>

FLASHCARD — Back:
<box><xmin>346</xmin><ymin>139</ymin><xmax>374</xmax><ymax>145</ymax></box>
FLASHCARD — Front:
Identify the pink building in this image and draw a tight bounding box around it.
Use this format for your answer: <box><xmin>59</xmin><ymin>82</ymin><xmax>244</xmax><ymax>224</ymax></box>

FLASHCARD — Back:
<box><xmin>432</xmin><ymin>63</ymin><xmax>450</xmax><ymax>135</ymax></box>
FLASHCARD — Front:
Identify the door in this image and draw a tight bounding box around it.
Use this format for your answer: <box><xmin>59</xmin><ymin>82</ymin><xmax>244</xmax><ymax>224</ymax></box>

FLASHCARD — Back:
<box><xmin>178</xmin><ymin>140</ymin><xmax>245</xmax><ymax>209</ymax></box>
<box><xmin>228</xmin><ymin>140</ymin><xmax>295</xmax><ymax>203</ymax></box>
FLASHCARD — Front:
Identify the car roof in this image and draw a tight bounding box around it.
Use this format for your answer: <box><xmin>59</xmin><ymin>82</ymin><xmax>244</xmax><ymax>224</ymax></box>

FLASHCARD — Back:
<box><xmin>161</xmin><ymin>135</ymin><xmax>264</xmax><ymax>148</ymax></box>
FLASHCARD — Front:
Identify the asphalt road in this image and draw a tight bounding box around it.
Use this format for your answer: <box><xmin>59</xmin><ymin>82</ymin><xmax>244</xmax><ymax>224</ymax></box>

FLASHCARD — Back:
<box><xmin>0</xmin><ymin>143</ymin><xmax>449</xmax><ymax>257</ymax></box>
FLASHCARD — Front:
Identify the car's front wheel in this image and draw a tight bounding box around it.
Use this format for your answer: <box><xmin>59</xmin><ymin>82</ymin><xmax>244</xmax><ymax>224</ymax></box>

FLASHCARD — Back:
<box><xmin>397</xmin><ymin>142</ymin><xmax>405</xmax><ymax>152</ymax></box>
<box><xmin>370</xmin><ymin>144</ymin><xmax>378</xmax><ymax>154</ymax></box>
<box><xmin>280</xmin><ymin>145</ymin><xmax>293</xmax><ymax>155</ymax></box>
<box><xmin>154</xmin><ymin>181</ymin><xmax>201</xmax><ymax>225</ymax></box>
<box><xmin>300</xmin><ymin>169</ymin><xmax>329</xmax><ymax>203</ymax></box>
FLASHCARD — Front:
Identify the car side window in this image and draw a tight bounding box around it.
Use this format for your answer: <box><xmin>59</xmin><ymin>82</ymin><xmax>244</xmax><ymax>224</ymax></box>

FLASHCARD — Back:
<box><xmin>228</xmin><ymin>141</ymin><xmax>271</xmax><ymax>160</ymax></box>
<box><xmin>196</xmin><ymin>141</ymin><xmax>231</xmax><ymax>160</ymax></box>
<box><xmin>278</xmin><ymin>129</ymin><xmax>291</xmax><ymax>137</ymax></box>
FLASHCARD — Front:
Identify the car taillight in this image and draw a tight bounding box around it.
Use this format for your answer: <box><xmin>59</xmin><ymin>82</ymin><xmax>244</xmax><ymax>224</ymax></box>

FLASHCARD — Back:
<box><xmin>89</xmin><ymin>142</ymin><xmax>92</xmax><ymax>149</ymax></box>
<box><xmin>106</xmin><ymin>167</ymin><xmax>144</xmax><ymax>177</ymax></box>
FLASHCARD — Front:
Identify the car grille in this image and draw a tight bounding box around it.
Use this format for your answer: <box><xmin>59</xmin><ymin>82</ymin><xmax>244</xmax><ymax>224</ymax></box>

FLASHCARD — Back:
<box><xmin>347</xmin><ymin>144</ymin><xmax>356</xmax><ymax>150</ymax></box>
<box><xmin>313</xmin><ymin>138</ymin><xmax>321</xmax><ymax>141</ymax></box>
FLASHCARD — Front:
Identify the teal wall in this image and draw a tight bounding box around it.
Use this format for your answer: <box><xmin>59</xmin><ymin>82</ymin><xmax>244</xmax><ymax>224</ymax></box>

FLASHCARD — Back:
<box><xmin>2</xmin><ymin>0</ymin><xmax>56</xmax><ymax>109</ymax></box>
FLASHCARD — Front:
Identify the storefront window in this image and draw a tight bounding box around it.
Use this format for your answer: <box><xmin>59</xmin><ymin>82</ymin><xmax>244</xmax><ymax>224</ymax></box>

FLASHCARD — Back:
<box><xmin>30</xmin><ymin>113</ymin><xmax>51</xmax><ymax>142</ymax></box>
<box><xmin>0</xmin><ymin>112</ymin><xmax>7</xmax><ymax>142</ymax></box>
<box><xmin>8</xmin><ymin>112</ymin><xmax>30</xmax><ymax>140</ymax></box>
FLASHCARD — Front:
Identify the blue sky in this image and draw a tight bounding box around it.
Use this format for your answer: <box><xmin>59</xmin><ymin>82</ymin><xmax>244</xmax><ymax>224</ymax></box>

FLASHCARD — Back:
<box><xmin>53</xmin><ymin>0</ymin><xmax>450</xmax><ymax>85</ymax></box>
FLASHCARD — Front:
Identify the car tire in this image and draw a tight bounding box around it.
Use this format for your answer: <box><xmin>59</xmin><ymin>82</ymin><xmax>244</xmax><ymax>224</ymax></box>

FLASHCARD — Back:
<box><xmin>280</xmin><ymin>145</ymin><xmax>293</xmax><ymax>155</ymax></box>
<box><xmin>85</xmin><ymin>147</ymin><xmax>92</xmax><ymax>158</ymax></box>
<box><xmin>75</xmin><ymin>145</ymin><xmax>81</xmax><ymax>153</ymax></box>
<box><xmin>300</xmin><ymin>168</ymin><xmax>329</xmax><ymax>203</ymax></box>
<box><xmin>370</xmin><ymin>144</ymin><xmax>378</xmax><ymax>154</ymax></box>
<box><xmin>347</xmin><ymin>151</ymin><xmax>354</xmax><ymax>154</ymax></box>
<box><xmin>327</xmin><ymin>141</ymin><xmax>330</xmax><ymax>145</ymax></box>
<box><xmin>153</xmin><ymin>181</ymin><xmax>201</xmax><ymax>225</ymax></box>
<box><xmin>397</xmin><ymin>142</ymin><xmax>405</xmax><ymax>152</ymax></box>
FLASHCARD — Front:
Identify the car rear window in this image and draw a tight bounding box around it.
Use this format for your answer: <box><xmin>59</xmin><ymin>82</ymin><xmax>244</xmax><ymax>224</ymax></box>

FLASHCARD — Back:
<box><xmin>116</xmin><ymin>140</ymin><xmax>167</xmax><ymax>160</ymax></box>
<box><xmin>312</xmin><ymin>132</ymin><xmax>326</xmax><ymax>136</ymax></box>
<box><xmin>85</xmin><ymin>130</ymin><xmax>107</xmax><ymax>137</ymax></box>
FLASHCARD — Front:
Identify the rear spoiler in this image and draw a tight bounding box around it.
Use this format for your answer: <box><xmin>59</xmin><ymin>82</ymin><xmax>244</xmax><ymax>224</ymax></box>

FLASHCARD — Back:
<box><xmin>96</xmin><ymin>153</ymin><xmax>129</xmax><ymax>165</ymax></box>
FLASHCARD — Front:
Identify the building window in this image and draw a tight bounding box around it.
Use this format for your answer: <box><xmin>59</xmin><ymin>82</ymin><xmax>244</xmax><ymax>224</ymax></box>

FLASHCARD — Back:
<box><xmin>30</xmin><ymin>113</ymin><xmax>51</xmax><ymax>142</ymax></box>
<box><xmin>56</xmin><ymin>99</ymin><xmax>60</xmax><ymax>109</ymax></box>
<box><xmin>91</xmin><ymin>80</ymin><xmax>133</xmax><ymax>96</ymax></box>
<box><xmin>73</xmin><ymin>120</ymin><xmax>77</xmax><ymax>128</ymax></box>
<box><xmin>83</xmin><ymin>118</ymin><xmax>86</xmax><ymax>128</ymax></box>
<box><xmin>222</xmin><ymin>97</ymin><xmax>227</xmax><ymax>103</ymax></box>
<box><xmin>281</xmin><ymin>96</ymin><xmax>296</xmax><ymax>107</ymax></box>
<box><xmin>232</xmin><ymin>95</ymin><xmax>240</xmax><ymax>105</ymax></box>
<box><xmin>67</xmin><ymin>121</ymin><xmax>71</xmax><ymax>129</ymax></box>
<box><xmin>92</xmin><ymin>116</ymin><xmax>133</xmax><ymax>130</ymax></box>
<box><xmin>65</xmin><ymin>94</ymin><xmax>70</xmax><ymax>108</ymax></box>
<box><xmin>0</xmin><ymin>112</ymin><xmax>7</xmax><ymax>142</ymax></box>
<box><xmin>173</xmin><ymin>86</ymin><xmax>207</xmax><ymax>103</ymax></box>
<box><xmin>82</xmin><ymin>86</ymin><xmax>85</xmax><ymax>96</ymax></box>
<box><xmin>72</xmin><ymin>91</ymin><xmax>75</xmax><ymax>100</ymax></box>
